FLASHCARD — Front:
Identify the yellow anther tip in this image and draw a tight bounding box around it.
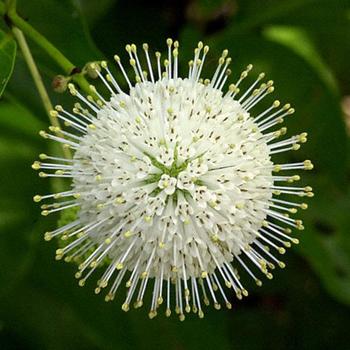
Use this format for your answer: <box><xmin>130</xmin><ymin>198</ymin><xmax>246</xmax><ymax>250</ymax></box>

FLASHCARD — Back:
<box><xmin>33</xmin><ymin>195</ymin><xmax>42</xmax><ymax>202</ymax></box>
<box><xmin>44</xmin><ymin>232</ymin><xmax>52</xmax><ymax>241</ymax></box>
<box><xmin>121</xmin><ymin>303</ymin><xmax>130</xmax><ymax>312</ymax></box>
<box><xmin>281</xmin><ymin>127</ymin><xmax>287</xmax><ymax>134</ymax></box>
<box><xmin>256</xmin><ymin>279</ymin><xmax>263</xmax><ymax>287</ymax></box>
<box><xmin>278</xmin><ymin>247</ymin><xmax>286</xmax><ymax>254</ymax></box>
<box><xmin>279</xmin><ymin>262</ymin><xmax>286</xmax><ymax>269</ymax></box>
<box><xmin>49</xmin><ymin>110</ymin><xmax>58</xmax><ymax>117</ymax></box>
<box><xmin>31</xmin><ymin>162</ymin><xmax>41</xmax><ymax>170</ymax></box>
<box><xmin>262</xmin><ymin>220</ymin><xmax>269</xmax><ymax>227</ymax></box>
<box><xmin>88</xmin><ymin>124</ymin><xmax>96</xmax><ymax>130</ymax></box>
<box><xmin>273</xmin><ymin>100</ymin><xmax>280</xmax><ymax>107</ymax></box>
<box><xmin>124</xmin><ymin>230</ymin><xmax>132</xmax><ymax>237</ymax></box>
<box><xmin>116</xmin><ymin>262</ymin><xmax>124</xmax><ymax>270</ymax></box>
<box><xmin>39</xmin><ymin>130</ymin><xmax>47</xmax><ymax>138</ymax></box>
<box><xmin>78</xmin><ymin>279</ymin><xmax>86</xmax><ymax>287</ymax></box>
<box><xmin>214</xmin><ymin>303</ymin><xmax>221</xmax><ymax>310</ymax></box>
<box><xmin>39</xmin><ymin>153</ymin><xmax>47</xmax><ymax>160</ymax></box>
<box><xmin>144</xmin><ymin>216</ymin><xmax>152</xmax><ymax>223</ymax></box>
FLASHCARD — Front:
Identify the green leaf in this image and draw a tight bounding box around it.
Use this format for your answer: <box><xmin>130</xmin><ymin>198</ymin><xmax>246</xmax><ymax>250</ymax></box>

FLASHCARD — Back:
<box><xmin>76</xmin><ymin>0</ymin><xmax>117</xmax><ymax>27</ymax></box>
<box><xmin>221</xmin><ymin>0</ymin><xmax>319</xmax><ymax>36</ymax></box>
<box><xmin>0</xmin><ymin>29</ymin><xmax>17</xmax><ymax>97</ymax></box>
<box><xmin>0</xmin><ymin>101</ymin><xmax>47</xmax><ymax>298</ymax></box>
<box><xmin>263</xmin><ymin>25</ymin><xmax>338</xmax><ymax>92</ymax></box>
<box><xmin>83</xmin><ymin>0</ymin><xmax>171</xmax><ymax>58</ymax></box>
<box><xmin>298</xmin><ymin>185</ymin><xmax>350</xmax><ymax>306</ymax></box>
<box><xmin>17</xmin><ymin>0</ymin><xmax>102</xmax><ymax>66</ymax></box>
<box><xmin>228</xmin><ymin>0</ymin><xmax>350</xmax><ymax>92</ymax></box>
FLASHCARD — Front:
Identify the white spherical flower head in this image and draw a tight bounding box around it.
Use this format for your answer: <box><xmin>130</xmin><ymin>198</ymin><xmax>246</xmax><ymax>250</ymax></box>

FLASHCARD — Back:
<box><xmin>33</xmin><ymin>39</ymin><xmax>313</xmax><ymax>320</ymax></box>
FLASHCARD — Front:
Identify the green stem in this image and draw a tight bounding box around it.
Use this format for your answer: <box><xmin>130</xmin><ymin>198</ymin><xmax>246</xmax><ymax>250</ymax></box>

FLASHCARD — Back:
<box><xmin>0</xmin><ymin>1</ymin><xmax>92</xmax><ymax>95</ymax></box>
<box><xmin>5</xmin><ymin>0</ymin><xmax>16</xmax><ymax>12</ymax></box>
<box><xmin>12</xmin><ymin>27</ymin><xmax>71</xmax><ymax>159</ymax></box>
<box><xmin>12</xmin><ymin>28</ymin><xmax>53</xmax><ymax>114</ymax></box>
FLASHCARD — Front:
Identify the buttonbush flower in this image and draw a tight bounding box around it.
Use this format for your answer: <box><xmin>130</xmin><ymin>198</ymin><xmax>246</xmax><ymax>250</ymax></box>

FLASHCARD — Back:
<box><xmin>33</xmin><ymin>39</ymin><xmax>313</xmax><ymax>320</ymax></box>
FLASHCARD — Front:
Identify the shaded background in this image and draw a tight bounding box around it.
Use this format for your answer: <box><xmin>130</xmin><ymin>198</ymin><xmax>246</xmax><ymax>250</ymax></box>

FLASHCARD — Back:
<box><xmin>1</xmin><ymin>0</ymin><xmax>350</xmax><ymax>349</ymax></box>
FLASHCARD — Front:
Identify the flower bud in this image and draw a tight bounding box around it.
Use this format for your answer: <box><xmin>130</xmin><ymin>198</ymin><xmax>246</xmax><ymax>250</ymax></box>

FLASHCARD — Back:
<box><xmin>52</xmin><ymin>75</ymin><xmax>69</xmax><ymax>93</ymax></box>
<box><xmin>84</xmin><ymin>62</ymin><xmax>101</xmax><ymax>79</ymax></box>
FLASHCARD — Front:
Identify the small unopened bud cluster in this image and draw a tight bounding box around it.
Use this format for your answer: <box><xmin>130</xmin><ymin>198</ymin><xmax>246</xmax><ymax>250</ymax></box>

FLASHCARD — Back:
<box><xmin>51</xmin><ymin>61</ymin><xmax>102</xmax><ymax>93</ymax></box>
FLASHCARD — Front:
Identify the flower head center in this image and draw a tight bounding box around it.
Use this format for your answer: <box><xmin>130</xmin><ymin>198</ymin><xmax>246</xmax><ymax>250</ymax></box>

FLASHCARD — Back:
<box><xmin>144</xmin><ymin>143</ymin><xmax>200</xmax><ymax>197</ymax></box>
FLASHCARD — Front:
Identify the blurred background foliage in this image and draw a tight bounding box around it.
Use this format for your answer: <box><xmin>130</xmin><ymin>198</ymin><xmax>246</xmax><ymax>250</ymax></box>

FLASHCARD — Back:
<box><xmin>0</xmin><ymin>0</ymin><xmax>350</xmax><ymax>349</ymax></box>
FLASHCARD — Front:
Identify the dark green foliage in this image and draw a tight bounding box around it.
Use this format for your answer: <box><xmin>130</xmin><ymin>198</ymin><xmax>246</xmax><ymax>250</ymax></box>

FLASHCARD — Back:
<box><xmin>0</xmin><ymin>0</ymin><xmax>350</xmax><ymax>349</ymax></box>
